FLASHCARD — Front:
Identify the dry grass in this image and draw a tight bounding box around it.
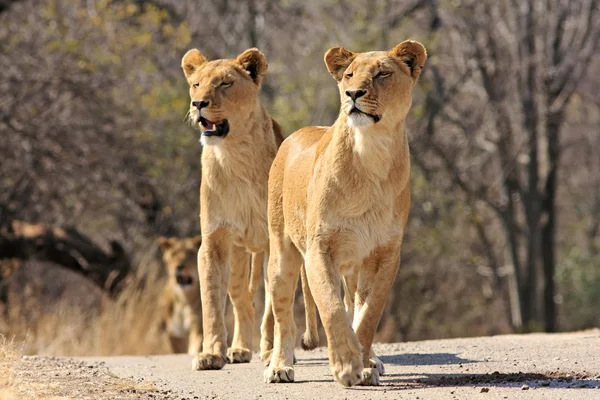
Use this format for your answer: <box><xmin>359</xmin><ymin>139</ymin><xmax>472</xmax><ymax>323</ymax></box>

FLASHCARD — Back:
<box><xmin>0</xmin><ymin>262</ymin><xmax>179</xmax><ymax>399</ymax></box>
<box><xmin>1</xmin><ymin>264</ymin><xmax>171</xmax><ymax>357</ymax></box>
<box><xmin>0</xmin><ymin>336</ymin><xmax>19</xmax><ymax>382</ymax></box>
<box><xmin>0</xmin><ymin>336</ymin><xmax>22</xmax><ymax>400</ymax></box>
<box><xmin>0</xmin><ymin>340</ymin><xmax>164</xmax><ymax>400</ymax></box>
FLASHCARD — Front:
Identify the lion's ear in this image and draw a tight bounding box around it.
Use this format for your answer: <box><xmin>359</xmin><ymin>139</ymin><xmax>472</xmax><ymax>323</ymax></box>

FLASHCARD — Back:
<box><xmin>324</xmin><ymin>47</ymin><xmax>356</xmax><ymax>82</ymax></box>
<box><xmin>236</xmin><ymin>48</ymin><xmax>268</xmax><ymax>85</ymax></box>
<box><xmin>390</xmin><ymin>40</ymin><xmax>427</xmax><ymax>81</ymax></box>
<box><xmin>181</xmin><ymin>49</ymin><xmax>207</xmax><ymax>81</ymax></box>
<box><xmin>158</xmin><ymin>237</ymin><xmax>176</xmax><ymax>252</ymax></box>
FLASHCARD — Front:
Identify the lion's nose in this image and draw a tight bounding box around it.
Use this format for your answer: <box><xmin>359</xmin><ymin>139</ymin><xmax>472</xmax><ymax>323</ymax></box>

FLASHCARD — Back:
<box><xmin>176</xmin><ymin>264</ymin><xmax>185</xmax><ymax>272</ymax></box>
<box><xmin>345</xmin><ymin>89</ymin><xmax>366</xmax><ymax>100</ymax></box>
<box><xmin>192</xmin><ymin>100</ymin><xmax>209</xmax><ymax>109</ymax></box>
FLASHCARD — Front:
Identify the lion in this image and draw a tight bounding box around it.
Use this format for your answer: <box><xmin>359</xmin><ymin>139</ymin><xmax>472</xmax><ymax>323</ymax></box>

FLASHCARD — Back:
<box><xmin>158</xmin><ymin>236</ymin><xmax>203</xmax><ymax>354</ymax></box>
<box><xmin>264</xmin><ymin>40</ymin><xmax>427</xmax><ymax>387</ymax></box>
<box><xmin>180</xmin><ymin>47</ymin><xmax>320</xmax><ymax>370</ymax></box>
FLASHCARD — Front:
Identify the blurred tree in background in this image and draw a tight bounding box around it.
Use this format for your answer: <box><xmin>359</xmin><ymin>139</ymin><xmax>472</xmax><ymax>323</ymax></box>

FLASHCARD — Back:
<box><xmin>412</xmin><ymin>0</ymin><xmax>599</xmax><ymax>332</ymax></box>
<box><xmin>0</xmin><ymin>0</ymin><xmax>598</xmax><ymax>353</ymax></box>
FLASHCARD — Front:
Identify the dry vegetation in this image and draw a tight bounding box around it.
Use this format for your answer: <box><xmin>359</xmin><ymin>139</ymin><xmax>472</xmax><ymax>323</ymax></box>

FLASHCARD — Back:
<box><xmin>0</xmin><ymin>336</ymin><xmax>20</xmax><ymax>388</ymax></box>
<box><xmin>0</xmin><ymin>338</ymin><xmax>165</xmax><ymax>399</ymax></box>
<box><xmin>2</xmin><ymin>263</ymin><xmax>170</xmax><ymax>356</ymax></box>
<box><xmin>0</xmin><ymin>258</ymin><xmax>321</xmax><ymax>356</ymax></box>
<box><xmin>0</xmin><ymin>0</ymin><xmax>598</xmax><ymax>358</ymax></box>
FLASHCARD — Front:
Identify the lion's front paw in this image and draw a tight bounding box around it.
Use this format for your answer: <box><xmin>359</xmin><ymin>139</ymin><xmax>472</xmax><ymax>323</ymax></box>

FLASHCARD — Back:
<box><xmin>264</xmin><ymin>366</ymin><xmax>295</xmax><ymax>383</ymax></box>
<box><xmin>331</xmin><ymin>354</ymin><xmax>363</xmax><ymax>387</ymax></box>
<box><xmin>227</xmin><ymin>347</ymin><xmax>252</xmax><ymax>363</ymax></box>
<box><xmin>358</xmin><ymin>368</ymin><xmax>380</xmax><ymax>386</ymax></box>
<box><xmin>369</xmin><ymin>355</ymin><xmax>385</xmax><ymax>376</ymax></box>
<box><xmin>192</xmin><ymin>352</ymin><xmax>228</xmax><ymax>370</ymax></box>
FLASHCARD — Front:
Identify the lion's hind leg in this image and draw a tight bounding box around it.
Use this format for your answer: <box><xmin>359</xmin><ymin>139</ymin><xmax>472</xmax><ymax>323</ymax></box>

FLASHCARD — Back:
<box><xmin>227</xmin><ymin>245</ymin><xmax>255</xmax><ymax>363</ymax></box>
<box><xmin>299</xmin><ymin>263</ymin><xmax>319</xmax><ymax>351</ymax></box>
<box><xmin>188</xmin><ymin>328</ymin><xmax>202</xmax><ymax>356</ymax></box>
<box><xmin>342</xmin><ymin>266</ymin><xmax>358</xmax><ymax>325</ymax></box>
<box><xmin>260</xmin><ymin>253</ymin><xmax>275</xmax><ymax>365</ymax></box>
<box><xmin>264</xmin><ymin>240</ymin><xmax>301</xmax><ymax>383</ymax></box>
<box><xmin>249</xmin><ymin>252</ymin><xmax>263</xmax><ymax>300</ymax></box>
<box><xmin>169</xmin><ymin>335</ymin><xmax>189</xmax><ymax>354</ymax></box>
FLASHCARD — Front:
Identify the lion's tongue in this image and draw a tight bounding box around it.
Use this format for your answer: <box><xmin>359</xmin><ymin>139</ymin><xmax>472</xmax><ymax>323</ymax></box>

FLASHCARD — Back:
<box><xmin>202</xmin><ymin>118</ymin><xmax>220</xmax><ymax>130</ymax></box>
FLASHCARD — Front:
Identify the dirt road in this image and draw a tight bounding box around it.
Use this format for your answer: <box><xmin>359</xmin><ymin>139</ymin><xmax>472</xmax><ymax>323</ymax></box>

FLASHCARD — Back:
<box><xmin>6</xmin><ymin>331</ymin><xmax>600</xmax><ymax>399</ymax></box>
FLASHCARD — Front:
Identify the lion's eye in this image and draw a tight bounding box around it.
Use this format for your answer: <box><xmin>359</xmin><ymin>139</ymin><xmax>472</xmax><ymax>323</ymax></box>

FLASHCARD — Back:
<box><xmin>344</xmin><ymin>72</ymin><xmax>353</xmax><ymax>79</ymax></box>
<box><xmin>220</xmin><ymin>81</ymin><xmax>232</xmax><ymax>88</ymax></box>
<box><xmin>193</xmin><ymin>83</ymin><xmax>200</xmax><ymax>88</ymax></box>
<box><xmin>375</xmin><ymin>72</ymin><xmax>391</xmax><ymax>79</ymax></box>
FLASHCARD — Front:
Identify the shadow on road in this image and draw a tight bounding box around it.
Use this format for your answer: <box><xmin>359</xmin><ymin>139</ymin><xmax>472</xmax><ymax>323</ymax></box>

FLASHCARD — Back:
<box><xmin>296</xmin><ymin>372</ymin><xmax>600</xmax><ymax>390</ymax></box>
<box><xmin>351</xmin><ymin>371</ymin><xmax>600</xmax><ymax>391</ymax></box>
<box><xmin>295</xmin><ymin>353</ymin><xmax>599</xmax><ymax>391</ymax></box>
<box><xmin>379</xmin><ymin>352</ymin><xmax>476</xmax><ymax>366</ymax></box>
<box><xmin>297</xmin><ymin>353</ymin><xmax>476</xmax><ymax>367</ymax></box>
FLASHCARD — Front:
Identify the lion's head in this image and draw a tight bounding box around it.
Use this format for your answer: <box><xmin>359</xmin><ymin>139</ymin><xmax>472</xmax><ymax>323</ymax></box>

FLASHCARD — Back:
<box><xmin>324</xmin><ymin>40</ymin><xmax>427</xmax><ymax>131</ymax></box>
<box><xmin>158</xmin><ymin>236</ymin><xmax>201</xmax><ymax>301</ymax></box>
<box><xmin>181</xmin><ymin>48</ymin><xmax>268</xmax><ymax>146</ymax></box>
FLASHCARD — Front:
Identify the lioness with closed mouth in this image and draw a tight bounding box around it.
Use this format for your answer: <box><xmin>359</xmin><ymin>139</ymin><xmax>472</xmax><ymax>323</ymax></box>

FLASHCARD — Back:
<box><xmin>264</xmin><ymin>40</ymin><xmax>427</xmax><ymax>387</ymax></box>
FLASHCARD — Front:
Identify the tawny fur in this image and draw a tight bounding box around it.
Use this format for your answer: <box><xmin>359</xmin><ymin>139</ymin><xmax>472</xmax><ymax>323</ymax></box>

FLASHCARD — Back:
<box><xmin>158</xmin><ymin>236</ymin><xmax>203</xmax><ymax>355</ymax></box>
<box><xmin>264</xmin><ymin>40</ymin><xmax>427</xmax><ymax>387</ymax></box>
<box><xmin>180</xmin><ymin>48</ymin><xmax>319</xmax><ymax>370</ymax></box>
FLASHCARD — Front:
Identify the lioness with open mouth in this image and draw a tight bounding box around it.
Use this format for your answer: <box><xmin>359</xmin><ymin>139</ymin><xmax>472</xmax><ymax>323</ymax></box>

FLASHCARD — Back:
<box><xmin>264</xmin><ymin>40</ymin><xmax>427</xmax><ymax>387</ymax></box>
<box><xmin>181</xmin><ymin>47</ymin><xmax>285</xmax><ymax>370</ymax></box>
<box><xmin>181</xmin><ymin>47</ymin><xmax>322</xmax><ymax>370</ymax></box>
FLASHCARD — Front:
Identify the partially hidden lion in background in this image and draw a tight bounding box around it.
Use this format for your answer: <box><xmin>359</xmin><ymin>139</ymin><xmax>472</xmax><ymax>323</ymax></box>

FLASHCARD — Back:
<box><xmin>158</xmin><ymin>236</ymin><xmax>203</xmax><ymax>354</ymax></box>
<box><xmin>158</xmin><ymin>236</ymin><xmax>267</xmax><ymax>355</ymax></box>
<box><xmin>264</xmin><ymin>40</ymin><xmax>427</xmax><ymax>387</ymax></box>
<box><xmin>180</xmin><ymin>47</ymin><xmax>320</xmax><ymax>370</ymax></box>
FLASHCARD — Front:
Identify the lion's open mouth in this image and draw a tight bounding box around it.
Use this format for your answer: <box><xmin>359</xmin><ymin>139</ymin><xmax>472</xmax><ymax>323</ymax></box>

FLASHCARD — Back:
<box><xmin>349</xmin><ymin>107</ymin><xmax>381</xmax><ymax>123</ymax></box>
<box><xmin>199</xmin><ymin>116</ymin><xmax>230</xmax><ymax>138</ymax></box>
<box><xmin>176</xmin><ymin>275</ymin><xmax>194</xmax><ymax>286</ymax></box>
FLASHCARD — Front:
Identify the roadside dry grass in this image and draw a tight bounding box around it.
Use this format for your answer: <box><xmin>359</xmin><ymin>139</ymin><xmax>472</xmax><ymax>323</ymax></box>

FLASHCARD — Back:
<box><xmin>1</xmin><ymin>265</ymin><xmax>171</xmax><ymax>357</ymax></box>
<box><xmin>0</xmin><ymin>336</ymin><xmax>24</xmax><ymax>400</ymax></box>
<box><xmin>0</xmin><ymin>336</ymin><xmax>19</xmax><ymax>400</ymax></box>
<box><xmin>0</xmin><ymin>343</ymin><xmax>168</xmax><ymax>399</ymax></box>
<box><xmin>0</xmin><ymin>336</ymin><xmax>19</xmax><ymax>382</ymax></box>
<box><xmin>1</xmin><ymin>284</ymin><xmax>173</xmax><ymax>400</ymax></box>
<box><xmin>1</xmin><ymin>258</ymin><xmax>291</xmax><ymax>358</ymax></box>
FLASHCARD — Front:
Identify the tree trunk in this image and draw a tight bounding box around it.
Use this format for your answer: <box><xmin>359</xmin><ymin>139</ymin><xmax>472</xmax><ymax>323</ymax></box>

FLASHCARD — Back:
<box><xmin>502</xmin><ymin>211</ymin><xmax>528</xmax><ymax>329</ymax></box>
<box><xmin>541</xmin><ymin>110</ymin><xmax>562</xmax><ymax>332</ymax></box>
<box><xmin>521</xmin><ymin>0</ymin><xmax>542</xmax><ymax>329</ymax></box>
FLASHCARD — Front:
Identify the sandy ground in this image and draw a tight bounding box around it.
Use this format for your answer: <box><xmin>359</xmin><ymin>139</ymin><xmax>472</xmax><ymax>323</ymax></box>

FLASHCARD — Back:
<box><xmin>4</xmin><ymin>330</ymin><xmax>600</xmax><ymax>399</ymax></box>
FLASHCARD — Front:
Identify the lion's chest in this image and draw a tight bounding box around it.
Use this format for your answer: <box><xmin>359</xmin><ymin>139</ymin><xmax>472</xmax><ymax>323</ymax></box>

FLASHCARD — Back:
<box><xmin>202</xmin><ymin>173</ymin><xmax>269</xmax><ymax>252</ymax></box>
<box><xmin>321</xmin><ymin>198</ymin><xmax>404</xmax><ymax>266</ymax></box>
<box><xmin>303</xmin><ymin>165</ymin><xmax>408</xmax><ymax>267</ymax></box>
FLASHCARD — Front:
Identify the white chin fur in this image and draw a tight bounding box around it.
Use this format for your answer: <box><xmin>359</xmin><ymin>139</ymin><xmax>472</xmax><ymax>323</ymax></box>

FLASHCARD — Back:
<box><xmin>348</xmin><ymin>113</ymin><xmax>374</xmax><ymax>129</ymax></box>
<box><xmin>200</xmin><ymin>135</ymin><xmax>224</xmax><ymax>146</ymax></box>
